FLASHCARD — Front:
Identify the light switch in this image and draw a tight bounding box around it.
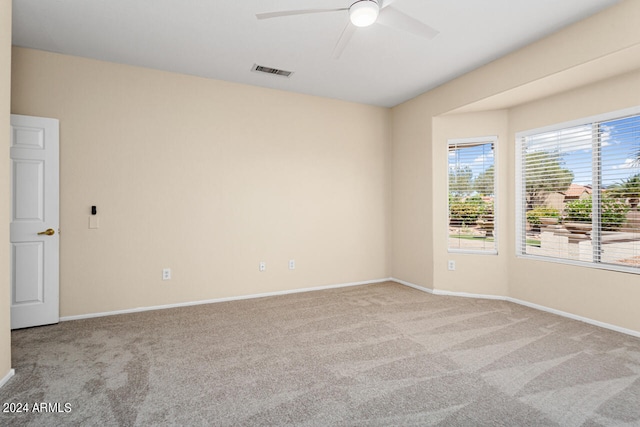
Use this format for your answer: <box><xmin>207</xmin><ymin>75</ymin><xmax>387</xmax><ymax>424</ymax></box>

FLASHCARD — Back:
<box><xmin>89</xmin><ymin>216</ymin><xmax>99</xmax><ymax>229</ymax></box>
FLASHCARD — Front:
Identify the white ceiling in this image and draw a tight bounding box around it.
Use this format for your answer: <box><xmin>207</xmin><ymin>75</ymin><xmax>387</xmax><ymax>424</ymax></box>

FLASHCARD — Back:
<box><xmin>11</xmin><ymin>0</ymin><xmax>621</xmax><ymax>107</ymax></box>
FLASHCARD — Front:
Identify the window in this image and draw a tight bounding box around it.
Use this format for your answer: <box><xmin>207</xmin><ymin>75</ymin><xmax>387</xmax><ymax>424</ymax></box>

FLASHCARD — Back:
<box><xmin>448</xmin><ymin>137</ymin><xmax>497</xmax><ymax>253</ymax></box>
<box><xmin>516</xmin><ymin>107</ymin><xmax>640</xmax><ymax>273</ymax></box>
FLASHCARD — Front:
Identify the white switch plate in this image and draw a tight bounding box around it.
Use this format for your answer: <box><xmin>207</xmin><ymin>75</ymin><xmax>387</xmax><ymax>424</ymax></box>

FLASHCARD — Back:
<box><xmin>89</xmin><ymin>216</ymin><xmax>99</xmax><ymax>229</ymax></box>
<box><xmin>162</xmin><ymin>268</ymin><xmax>171</xmax><ymax>280</ymax></box>
<box><xmin>259</xmin><ymin>262</ymin><xmax>266</xmax><ymax>272</ymax></box>
<box><xmin>288</xmin><ymin>259</ymin><xmax>295</xmax><ymax>270</ymax></box>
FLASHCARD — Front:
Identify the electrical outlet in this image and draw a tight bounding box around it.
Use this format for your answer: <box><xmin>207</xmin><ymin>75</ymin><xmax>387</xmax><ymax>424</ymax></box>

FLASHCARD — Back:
<box><xmin>162</xmin><ymin>268</ymin><xmax>171</xmax><ymax>280</ymax></box>
<box><xmin>259</xmin><ymin>262</ymin><xmax>266</xmax><ymax>272</ymax></box>
<box><xmin>288</xmin><ymin>259</ymin><xmax>295</xmax><ymax>270</ymax></box>
<box><xmin>448</xmin><ymin>260</ymin><xmax>456</xmax><ymax>271</ymax></box>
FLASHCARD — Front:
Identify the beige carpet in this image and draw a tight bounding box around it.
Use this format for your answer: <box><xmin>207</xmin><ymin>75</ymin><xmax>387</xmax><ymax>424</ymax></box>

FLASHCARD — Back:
<box><xmin>1</xmin><ymin>281</ymin><xmax>639</xmax><ymax>426</ymax></box>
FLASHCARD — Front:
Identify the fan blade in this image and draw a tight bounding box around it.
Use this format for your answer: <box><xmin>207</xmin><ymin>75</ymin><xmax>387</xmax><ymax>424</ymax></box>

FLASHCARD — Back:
<box><xmin>332</xmin><ymin>22</ymin><xmax>357</xmax><ymax>59</ymax></box>
<box><xmin>256</xmin><ymin>8</ymin><xmax>347</xmax><ymax>20</ymax></box>
<box><xmin>377</xmin><ymin>6</ymin><xmax>439</xmax><ymax>39</ymax></box>
<box><xmin>379</xmin><ymin>0</ymin><xmax>397</xmax><ymax>9</ymax></box>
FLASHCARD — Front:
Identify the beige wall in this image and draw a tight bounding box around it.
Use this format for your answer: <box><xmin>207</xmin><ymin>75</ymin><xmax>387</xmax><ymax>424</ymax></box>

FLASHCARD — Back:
<box><xmin>432</xmin><ymin>111</ymin><xmax>509</xmax><ymax>296</ymax></box>
<box><xmin>390</xmin><ymin>99</ymin><xmax>433</xmax><ymax>285</ymax></box>
<box><xmin>392</xmin><ymin>0</ymin><xmax>640</xmax><ymax>332</ymax></box>
<box><xmin>6</xmin><ymin>0</ymin><xmax>640</xmax><ymax>349</ymax></box>
<box><xmin>508</xmin><ymin>69</ymin><xmax>640</xmax><ymax>331</ymax></box>
<box><xmin>11</xmin><ymin>48</ymin><xmax>391</xmax><ymax>317</ymax></box>
<box><xmin>0</xmin><ymin>0</ymin><xmax>12</xmax><ymax>381</ymax></box>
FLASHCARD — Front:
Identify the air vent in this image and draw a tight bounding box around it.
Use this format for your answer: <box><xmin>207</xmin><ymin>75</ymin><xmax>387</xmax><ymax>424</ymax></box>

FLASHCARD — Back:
<box><xmin>251</xmin><ymin>64</ymin><xmax>293</xmax><ymax>77</ymax></box>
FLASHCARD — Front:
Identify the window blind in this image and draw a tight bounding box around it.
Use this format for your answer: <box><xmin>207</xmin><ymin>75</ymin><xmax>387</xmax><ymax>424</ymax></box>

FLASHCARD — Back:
<box><xmin>448</xmin><ymin>138</ymin><xmax>496</xmax><ymax>253</ymax></box>
<box><xmin>517</xmin><ymin>110</ymin><xmax>640</xmax><ymax>272</ymax></box>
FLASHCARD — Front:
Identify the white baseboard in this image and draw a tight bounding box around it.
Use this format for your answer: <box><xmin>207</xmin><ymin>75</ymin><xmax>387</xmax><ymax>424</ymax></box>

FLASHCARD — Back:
<box><xmin>390</xmin><ymin>277</ymin><xmax>640</xmax><ymax>338</ymax></box>
<box><xmin>507</xmin><ymin>297</ymin><xmax>640</xmax><ymax>338</ymax></box>
<box><xmin>392</xmin><ymin>278</ymin><xmax>436</xmax><ymax>294</ymax></box>
<box><xmin>58</xmin><ymin>276</ymin><xmax>640</xmax><ymax>339</ymax></box>
<box><xmin>60</xmin><ymin>278</ymin><xmax>393</xmax><ymax>322</ymax></box>
<box><xmin>393</xmin><ymin>278</ymin><xmax>505</xmax><ymax>300</ymax></box>
<box><xmin>0</xmin><ymin>369</ymin><xmax>15</xmax><ymax>389</ymax></box>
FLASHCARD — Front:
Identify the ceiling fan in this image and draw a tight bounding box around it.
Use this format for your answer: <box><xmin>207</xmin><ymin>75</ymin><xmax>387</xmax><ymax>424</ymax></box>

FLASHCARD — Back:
<box><xmin>256</xmin><ymin>0</ymin><xmax>439</xmax><ymax>59</ymax></box>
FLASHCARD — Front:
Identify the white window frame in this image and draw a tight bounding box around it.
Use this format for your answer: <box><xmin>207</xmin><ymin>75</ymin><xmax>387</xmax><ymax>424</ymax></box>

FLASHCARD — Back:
<box><xmin>515</xmin><ymin>105</ymin><xmax>640</xmax><ymax>275</ymax></box>
<box><xmin>447</xmin><ymin>136</ymin><xmax>498</xmax><ymax>255</ymax></box>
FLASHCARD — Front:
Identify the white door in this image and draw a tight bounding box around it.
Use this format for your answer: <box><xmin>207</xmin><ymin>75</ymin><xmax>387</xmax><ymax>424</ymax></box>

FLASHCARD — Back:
<box><xmin>10</xmin><ymin>114</ymin><xmax>60</xmax><ymax>329</ymax></box>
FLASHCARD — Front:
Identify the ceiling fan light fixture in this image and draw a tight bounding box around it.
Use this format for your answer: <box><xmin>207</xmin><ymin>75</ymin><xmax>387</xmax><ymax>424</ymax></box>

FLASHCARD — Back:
<box><xmin>349</xmin><ymin>0</ymin><xmax>379</xmax><ymax>27</ymax></box>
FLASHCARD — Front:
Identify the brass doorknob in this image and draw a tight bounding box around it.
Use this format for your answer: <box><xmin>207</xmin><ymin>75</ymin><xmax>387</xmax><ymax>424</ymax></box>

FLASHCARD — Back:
<box><xmin>37</xmin><ymin>228</ymin><xmax>55</xmax><ymax>236</ymax></box>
